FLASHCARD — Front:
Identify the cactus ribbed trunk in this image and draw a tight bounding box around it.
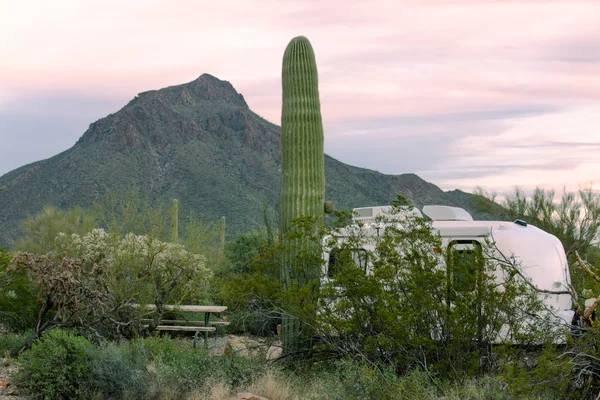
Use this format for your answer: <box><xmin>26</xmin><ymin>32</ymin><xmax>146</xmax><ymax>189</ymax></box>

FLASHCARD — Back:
<box><xmin>219</xmin><ymin>216</ymin><xmax>226</xmax><ymax>265</ymax></box>
<box><xmin>279</xmin><ymin>36</ymin><xmax>325</xmax><ymax>355</ymax></box>
<box><xmin>170</xmin><ymin>199</ymin><xmax>179</xmax><ymax>243</ymax></box>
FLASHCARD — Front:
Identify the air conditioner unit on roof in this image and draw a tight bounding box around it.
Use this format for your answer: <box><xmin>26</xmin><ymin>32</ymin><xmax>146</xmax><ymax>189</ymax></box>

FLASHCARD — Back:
<box><xmin>422</xmin><ymin>205</ymin><xmax>473</xmax><ymax>221</ymax></box>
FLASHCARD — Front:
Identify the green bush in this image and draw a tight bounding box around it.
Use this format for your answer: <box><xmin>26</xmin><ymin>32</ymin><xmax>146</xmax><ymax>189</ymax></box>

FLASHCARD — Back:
<box><xmin>146</xmin><ymin>336</ymin><xmax>265</xmax><ymax>395</ymax></box>
<box><xmin>0</xmin><ymin>332</ymin><xmax>29</xmax><ymax>357</ymax></box>
<box><xmin>0</xmin><ymin>249</ymin><xmax>38</xmax><ymax>332</ymax></box>
<box><xmin>215</xmin><ymin>231</ymin><xmax>282</xmax><ymax>336</ymax></box>
<box><xmin>218</xmin><ymin>351</ymin><xmax>263</xmax><ymax>388</ymax></box>
<box><xmin>84</xmin><ymin>336</ymin><xmax>182</xmax><ymax>400</ymax></box>
<box><xmin>313</xmin><ymin>195</ymin><xmax>550</xmax><ymax>377</ymax></box>
<box><xmin>15</xmin><ymin>329</ymin><xmax>93</xmax><ymax>399</ymax></box>
<box><xmin>304</xmin><ymin>361</ymin><xmax>439</xmax><ymax>400</ymax></box>
<box><xmin>86</xmin><ymin>343</ymin><xmax>150</xmax><ymax>400</ymax></box>
<box><xmin>498</xmin><ymin>345</ymin><xmax>574</xmax><ymax>399</ymax></box>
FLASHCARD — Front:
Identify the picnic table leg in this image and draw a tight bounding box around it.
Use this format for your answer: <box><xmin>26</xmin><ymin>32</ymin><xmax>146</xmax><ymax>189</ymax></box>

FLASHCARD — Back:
<box><xmin>204</xmin><ymin>312</ymin><xmax>210</xmax><ymax>348</ymax></box>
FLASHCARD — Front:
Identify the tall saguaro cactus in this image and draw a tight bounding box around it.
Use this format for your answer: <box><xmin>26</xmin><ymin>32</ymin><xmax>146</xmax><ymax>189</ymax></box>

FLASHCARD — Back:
<box><xmin>279</xmin><ymin>36</ymin><xmax>325</xmax><ymax>354</ymax></box>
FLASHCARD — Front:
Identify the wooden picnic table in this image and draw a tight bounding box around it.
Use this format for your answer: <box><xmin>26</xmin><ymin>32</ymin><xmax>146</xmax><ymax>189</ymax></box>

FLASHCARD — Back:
<box><xmin>139</xmin><ymin>304</ymin><xmax>228</xmax><ymax>348</ymax></box>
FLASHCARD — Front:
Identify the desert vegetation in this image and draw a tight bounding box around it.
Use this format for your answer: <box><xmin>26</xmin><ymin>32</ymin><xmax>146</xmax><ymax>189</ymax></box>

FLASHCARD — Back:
<box><xmin>1</xmin><ymin>186</ymin><xmax>600</xmax><ymax>399</ymax></box>
<box><xmin>1</xmin><ymin>34</ymin><xmax>600</xmax><ymax>400</ymax></box>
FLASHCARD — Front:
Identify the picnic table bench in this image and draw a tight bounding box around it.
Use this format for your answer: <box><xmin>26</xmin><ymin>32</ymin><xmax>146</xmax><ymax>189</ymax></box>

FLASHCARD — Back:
<box><xmin>140</xmin><ymin>305</ymin><xmax>228</xmax><ymax>348</ymax></box>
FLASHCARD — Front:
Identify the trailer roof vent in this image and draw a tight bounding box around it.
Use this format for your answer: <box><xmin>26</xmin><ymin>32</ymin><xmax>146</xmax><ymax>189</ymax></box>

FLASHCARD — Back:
<box><xmin>352</xmin><ymin>205</ymin><xmax>422</xmax><ymax>223</ymax></box>
<box><xmin>422</xmin><ymin>205</ymin><xmax>473</xmax><ymax>221</ymax></box>
<box><xmin>514</xmin><ymin>219</ymin><xmax>528</xmax><ymax>227</ymax></box>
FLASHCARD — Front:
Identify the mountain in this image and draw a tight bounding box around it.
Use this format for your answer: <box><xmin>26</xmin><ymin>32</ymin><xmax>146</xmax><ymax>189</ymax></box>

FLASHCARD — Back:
<box><xmin>0</xmin><ymin>74</ymin><xmax>501</xmax><ymax>248</ymax></box>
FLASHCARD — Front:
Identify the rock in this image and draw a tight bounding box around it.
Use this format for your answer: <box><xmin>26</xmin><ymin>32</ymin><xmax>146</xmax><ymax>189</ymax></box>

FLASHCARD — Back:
<box><xmin>266</xmin><ymin>341</ymin><xmax>282</xmax><ymax>360</ymax></box>
<box><xmin>225</xmin><ymin>335</ymin><xmax>262</xmax><ymax>357</ymax></box>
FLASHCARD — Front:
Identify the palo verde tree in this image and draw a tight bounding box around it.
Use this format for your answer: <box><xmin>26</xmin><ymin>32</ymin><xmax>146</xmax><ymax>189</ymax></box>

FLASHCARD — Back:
<box><xmin>315</xmin><ymin>195</ymin><xmax>553</xmax><ymax>377</ymax></box>
<box><xmin>279</xmin><ymin>35</ymin><xmax>326</xmax><ymax>355</ymax></box>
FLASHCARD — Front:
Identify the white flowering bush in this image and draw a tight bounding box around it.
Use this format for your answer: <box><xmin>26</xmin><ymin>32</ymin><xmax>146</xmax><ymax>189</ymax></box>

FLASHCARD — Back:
<box><xmin>10</xmin><ymin>228</ymin><xmax>212</xmax><ymax>347</ymax></box>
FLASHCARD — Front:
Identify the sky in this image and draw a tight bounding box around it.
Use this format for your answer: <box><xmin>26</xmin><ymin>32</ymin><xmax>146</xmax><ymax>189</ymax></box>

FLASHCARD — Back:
<box><xmin>1</xmin><ymin>0</ymin><xmax>599</xmax><ymax>197</ymax></box>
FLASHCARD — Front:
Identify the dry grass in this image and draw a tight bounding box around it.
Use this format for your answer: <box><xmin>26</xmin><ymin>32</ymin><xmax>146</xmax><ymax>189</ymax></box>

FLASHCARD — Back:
<box><xmin>246</xmin><ymin>369</ymin><xmax>299</xmax><ymax>400</ymax></box>
<box><xmin>185</xmin><ymin>368</ymin><xmax>306</xmax><ymax>400</ymax></box>
<box><xmin>185</xmin><ymin>378</ymin><xmax>231</xmax><ymax>400</ymax></box>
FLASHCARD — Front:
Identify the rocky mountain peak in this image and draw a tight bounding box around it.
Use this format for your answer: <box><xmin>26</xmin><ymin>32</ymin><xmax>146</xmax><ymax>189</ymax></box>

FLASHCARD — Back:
<box><xmin>76</xmin><ymin>73</ymin><xmax>249</xmax><ymax>147</ymax></box>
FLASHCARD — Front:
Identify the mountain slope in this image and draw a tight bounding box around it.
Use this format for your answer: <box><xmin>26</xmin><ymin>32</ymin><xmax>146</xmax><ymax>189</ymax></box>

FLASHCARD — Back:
<box><xmin>0</xmin><ymin>74</ymin><xmax>499</xmax><ymax>247</ymax></box>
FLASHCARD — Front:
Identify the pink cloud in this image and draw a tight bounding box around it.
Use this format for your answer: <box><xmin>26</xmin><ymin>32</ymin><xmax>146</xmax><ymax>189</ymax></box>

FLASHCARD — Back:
<box><xmin>1</xmin><ymin>0</ymin><xmax>599</xmax><ymax>192</ymax></box>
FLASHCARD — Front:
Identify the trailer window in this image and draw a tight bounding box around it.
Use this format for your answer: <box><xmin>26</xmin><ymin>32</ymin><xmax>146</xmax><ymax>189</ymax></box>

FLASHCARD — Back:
<box><xmin>447</xmin><ymin>240</ymin><xmax>483</xmax><ymax>292</ymax></box>
<box><xmin>328</xmin><ymin>247</ymin><xmax>368</xmax><ymax>278</ymax></box>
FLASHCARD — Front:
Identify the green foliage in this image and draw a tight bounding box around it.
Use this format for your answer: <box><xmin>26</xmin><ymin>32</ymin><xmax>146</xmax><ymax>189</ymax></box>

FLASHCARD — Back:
<box><xmin>15</xmin><ymin>329</ymin><xmax>93</xmax><ymax>400</ymax></box>
<box><xmin>216</xmin><ymin>230</ymin><xmax>282</xmax><ymax>335</ymax></box>
<box><xmin>8</xmin><ymin>196</ymin><xmax>215</xmax><ymax>344</ymax></box>
<box><xmin>499</xmin><ymin>345</ymin><xmax>574</xmax><ymax>399</ymax></box>
<box><xmin>475</xmin><ymin>185</ymin><xmax>600</xmax><ymax>261</ymax></box>
<box><xmin>170</xmin><ymin>198</ymin><xmax>179</xmax><ymax>243</ymax></box>
<box><xmin>223</xmin><ymin>230</ymin><xmax>268</xmax><ymax>275</ymax></box>
<box><xmin>10</xmin><ymin>228</ymin><xmax>212</xmax><ymax>343</ymax></box>
<box><xmin>155</xmin><ymin>346</ymin><xmax>261</xmax><ymax>394</ymax></box>
<box><xmin>279</xmin><ymin>35</ymin><xmax>325</xmax><ymax>236</ymax></box>
<box><xmin>0</xmin><ymin>249</ymin><xmax>39</xmax><ymax>331</ymax></box>
<box><xmin>12</xmin><ymin>205</ymin><xmax>98</xmax><ymax>253</ymax></box>
<box><xmin>315</xmin><ymin>360</ymin><xmax>437</xmax><ymax>400</ymax></box>
<box><xmin>0</xmin><ymin>332</ymin><xmax>29</xmax><ymax>357</ymax></box>
<box><xmin>86</xmin><ymin>342</ymin><xmax>149</xmax><ymax>400</ymax></box>
<box><xmin>303</xmin><ymin>360</ymin><xmax>516</xmax><ymax>400</ymax></box>
<box><xmin>279</xmin><ymin>35</ymin><xmax>326</xmax><ymax>354</ymax></box>
<box><xmin>315</xmin><ymin>195</ymin><xmax>550</xmax><ymax>377</ymax></box>
<box><xmin>85</xmin><ymin>336</ymin><xmax>179</xmax><ymax>399</ymax></box>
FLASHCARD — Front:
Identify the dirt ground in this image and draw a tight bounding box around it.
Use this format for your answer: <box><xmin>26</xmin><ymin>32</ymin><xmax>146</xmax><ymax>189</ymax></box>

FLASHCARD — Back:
<box><xmin>0</xmin><ymin>355</ymin><xmax>20</xmax><ymax>400</ymax></box>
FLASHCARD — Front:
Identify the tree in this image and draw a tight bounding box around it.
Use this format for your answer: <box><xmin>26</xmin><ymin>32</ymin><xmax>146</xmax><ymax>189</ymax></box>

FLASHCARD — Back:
<box><xmin>314</xmin><ymin>195</ymin><xmax>551</xmax><ymax>377</ymax></box>
<box><xmin>0</xmin><ymin>248</ymin><xmax>38</xmax><ymax>331</ymax></box>
<box><xmin>6</xmin><ymin>194</ymin><xmax>219</xmax><ymax>349</ymax></box>
<box><xmin>477</xmin><ymin>185</ymin><xmax>600</xmax><ymax>260</ymax></box>
<box><xmin>12</xmin><ymin>206</ymin><xmax>97</xmax><ymax>253</ymax></box>
<box><xmin>9</xmin><ymin>228</ymin><xmax>212</xmax><ymax>350</ymax></box>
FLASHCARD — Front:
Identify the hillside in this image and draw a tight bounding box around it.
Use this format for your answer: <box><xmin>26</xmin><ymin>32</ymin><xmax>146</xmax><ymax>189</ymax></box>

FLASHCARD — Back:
<box><xmin>0</xmin><ymin>74</ymin><xmax>502</xmax><ymax>247</ymax></box>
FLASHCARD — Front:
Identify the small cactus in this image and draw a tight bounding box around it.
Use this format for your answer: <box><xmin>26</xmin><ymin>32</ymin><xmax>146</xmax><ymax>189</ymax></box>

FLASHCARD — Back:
<box><xmin>324</xmin><ymin>201</ymin><xmax>335</xmax><ymax>214</ymax></box>
<box><xmin>170</xmin><ymin>199</ymin><xmax>179</xmax><ymax>243</ymax></box>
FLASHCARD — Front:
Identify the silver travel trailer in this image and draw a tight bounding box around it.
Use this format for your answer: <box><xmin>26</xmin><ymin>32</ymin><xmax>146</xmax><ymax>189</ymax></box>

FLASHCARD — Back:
<box><xmin>321</xmin><ymin>205</ymin><xmax>575</xmax><ymax>329</ymax></box>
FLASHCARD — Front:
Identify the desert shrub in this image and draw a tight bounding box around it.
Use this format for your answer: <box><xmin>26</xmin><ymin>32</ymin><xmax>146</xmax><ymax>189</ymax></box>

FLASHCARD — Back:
<box><xmin>15</xmin><ymin>329</ymin><xmax>93</xmax><ymax>399</ymax></box>
<box><xmin>0</xmin><ymin>249</ymin><xmax>38</xmax><ymax>332</ymax></box>
<box><xmin>131</xmin><ymin>335</ymin><xmax>181</xmax><ymax>363</ymax></box>
<box><xmin>83</xmin><ymin>336</ymin><xmax>183</xmax><ymax>400</ymax></box>
<box><xmin>9</xmin><ymin>228</ymin><xmax>212</xmax><ymax>346</ymax></box>
<box><xmin>498</xmin><ymin>345</ymin><xmax>574</xmax><ymax>399</ymax></box>
<box><xmin>334</xmin><ymin>360</ymin><xmax>427</xmax><ymax>400</ymax></box>
<box><xmin>86</xmin><ymin>343</ymin><xmax>149</xmax><ymax>400</ymax></box>
<box><xmin>134</xmin><ymin>336</ymin><xmax>267</xmax><ymax>395</ymax></box>
<box><xmin>223</xmin><ymin>230</ymin><xmax>268</xmax><ymax>275</ymax></box>
<box><xmin>13</xmin><ymin>206</ymin><xmax>98</xmax><ymax>254</ymax></box>
<box><xmin>0</xmin><ymin>332</ymin><xmax>29</xmax><ymax>357</ymax></box>
<box><xmin>217</xmin><ymin>351</ymin><xmax>263</xmax><ymax>388</ymax></box>
<box><xmin>155</xmin><ymin>348</ymin><xmax>218</xmax><ymax>393</ymax></box>
<box><xmin>297</xmin><ymin>360</ymin><xmax>439</xmax><ymax>400</ymax></box>
<box><xmin>215</xmin><ymin>231</ymin><xmax>282</xmax><ymax>336</ymax></box>
<box><xmin>311</xmin><ymin>195</ymin><xmax>553</xmax><ymax>377</ymax></box>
